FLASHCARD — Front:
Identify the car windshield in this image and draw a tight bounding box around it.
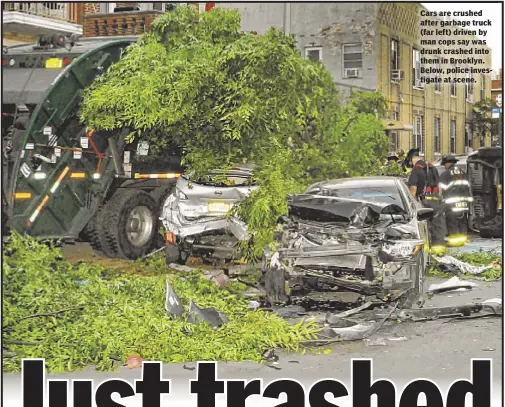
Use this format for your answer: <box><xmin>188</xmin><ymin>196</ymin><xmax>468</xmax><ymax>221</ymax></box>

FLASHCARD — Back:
<box><xmin>184</xmin><ymin>171</ymin><xmax>254</xmax><ymax>187</ymax></box>
<box><xmin>322</xmin><ymin>186</ymin><xmax>404</xmax><ymax>209</ymax></box>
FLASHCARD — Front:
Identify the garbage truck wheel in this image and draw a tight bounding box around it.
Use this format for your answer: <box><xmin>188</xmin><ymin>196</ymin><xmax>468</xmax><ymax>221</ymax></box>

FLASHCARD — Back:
<box><xmin>103</xmin><ymin>189</ymin><xmax>158</xmax><ymax>260</ymax></box>
<box><xmin>86</xmin><ymin>208</ymin><xmax>117</xmax><ymax>258</ymax></box>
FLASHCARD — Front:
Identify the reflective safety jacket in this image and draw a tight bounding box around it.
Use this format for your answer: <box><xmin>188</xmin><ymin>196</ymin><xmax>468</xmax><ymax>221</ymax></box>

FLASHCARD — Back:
<box><xmin>439</xmin><ymin>165</ymin><xmax>472</xmax><ymax>212</ymax></box>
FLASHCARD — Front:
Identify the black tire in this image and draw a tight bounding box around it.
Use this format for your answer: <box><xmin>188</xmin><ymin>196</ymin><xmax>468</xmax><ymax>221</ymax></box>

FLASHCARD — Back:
<box><xmin>480</xmin><ymin>228</ymin><xmax>501</xmax><ymax>239</ymax></box>
<box><xmin>150</xmin><ymin>185</ymin><xmax>175</xmax><ymax>249</ymax></box>
<box><xmin>102</xmin><ymin>189</ymin><xmax>158</xmax><ymax>260</ymax></box>
<box><xmin>86</xmin><ymin>208</ymin><xmax>117</xmax><ymax>258</ymax></box>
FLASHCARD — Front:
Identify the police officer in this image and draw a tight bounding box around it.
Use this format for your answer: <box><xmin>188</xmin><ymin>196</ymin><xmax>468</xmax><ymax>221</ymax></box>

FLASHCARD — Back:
<box><xmin>439</xmin><ymin>155</ymin><xmax>472</xmax><ymax>247</ymax></box>
<box><xmin>406</xmin><ymin>148</ymin><xmax>446</xmax><ymax>255</ymax></box>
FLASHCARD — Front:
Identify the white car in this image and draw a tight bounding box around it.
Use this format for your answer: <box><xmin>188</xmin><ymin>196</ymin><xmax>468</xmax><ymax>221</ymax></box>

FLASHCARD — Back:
<box><xmin>161</xmin><ymin>165</ymin><xmax>258</xmax><ymax>264</ymax></box>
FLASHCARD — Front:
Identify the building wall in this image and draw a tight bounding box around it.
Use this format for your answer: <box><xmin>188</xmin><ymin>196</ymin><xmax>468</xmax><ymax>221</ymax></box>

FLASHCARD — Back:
<box><xmin>218</xmin><ymin>2</ymin><xmax>492</xmax><ymax>160</ymax></box>
<box><xmin>218</xmin><ymin>2</ymin><xmax>380</xmax><ymax>96</ymax></box>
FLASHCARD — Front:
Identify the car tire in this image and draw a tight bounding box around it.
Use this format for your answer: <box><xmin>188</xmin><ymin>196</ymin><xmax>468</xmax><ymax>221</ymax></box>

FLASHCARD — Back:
<box><xmin>102</xmin><ymin>189</ymin><xmax>158</xmax><ymax>260</ymax></box>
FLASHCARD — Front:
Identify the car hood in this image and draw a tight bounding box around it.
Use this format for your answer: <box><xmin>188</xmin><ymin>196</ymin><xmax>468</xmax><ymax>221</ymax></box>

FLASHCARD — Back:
<box><xmin>287</xmin><ymin>194</ymin><xmax>406</xmax><ymax>227</ymax></box>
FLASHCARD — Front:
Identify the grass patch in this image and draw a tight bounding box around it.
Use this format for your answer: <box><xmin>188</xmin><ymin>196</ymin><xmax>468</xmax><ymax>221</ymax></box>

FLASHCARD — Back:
<box><xmin>2</xmin><ymin>234</ymin><xmax>320</xmax><ymax>373</ymax></box>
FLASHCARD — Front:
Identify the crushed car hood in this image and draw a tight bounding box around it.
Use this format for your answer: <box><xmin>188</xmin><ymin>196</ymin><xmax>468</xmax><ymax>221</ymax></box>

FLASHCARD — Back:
<box><xmin>287</xmin><ymin>194</ymin><xmax>406</xmax><ymax>227</ymax></box>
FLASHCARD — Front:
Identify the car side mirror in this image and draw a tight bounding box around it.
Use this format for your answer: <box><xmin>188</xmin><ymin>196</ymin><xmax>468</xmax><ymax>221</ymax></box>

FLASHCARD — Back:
<box><xmin>417</xmin><ymin>207</ymin><xmax>434</xmax><ymax>221</ymax></box>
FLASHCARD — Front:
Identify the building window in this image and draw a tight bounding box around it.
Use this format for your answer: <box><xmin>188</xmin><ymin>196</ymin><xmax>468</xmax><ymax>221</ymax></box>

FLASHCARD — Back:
<box><xmin>152</xmin><ymin>3</ymin><xmax>179</xmax><ymax>11</ymax></box>
<box><xmin>450</xmin><ymin>119</ymin><xmax>457</xmax><ymax>153</ymax></box>
<box><xmin>465</xmin><ymin>70</ymin><xmax>474</xmax><ymax>102</ymax></box>
<box><xmin>465</xmin><ymin>125</ymin><xmax>473</xmax><ymax>148</ymax></box>
<box><xmin>434</xmin><ymin>116</ymin><xmax>441</xmax><ymax>154</ymax></box>
<box><xmin>392</xmin><ymin>105</ymin><xmax>400</xmax><ymax>121</ymax></box>
<box><xmin>391</xmin><ymin>39</ymin><xmax>400</xmax><ymax>72</ymax></box>
<box><xmin>100</xmin><ymin>3</ymin><xmax>116</xmax><ymax>13</ymax></box>
<box><xmin>450</xmin><ymin>79</ymin><xmax>457</xmax><ymax>97</ymax></box>
<box><xmin>390</xmin><ymin>131</ymin><xmax>399</xmax><ymax>151</ymax></box>
<box><xmin>413</xmin><ymin>49</ymin><xmax>423</xmax><ymax>88</ymax></box>
<box><xmin>413</xmin><ymin>115</ymin><xmax>424</xmax><ymax>154</ymax></box>
<box><xmin>305</xmin><ymin>47</ymin><xmax>322</xmax><ymax>62</ymax></box>
<box><xmin>342</xmin><ymin>43</ymin><xmax>363</xmax><ymax>78</ymax></box>
<box><xmin>434</xmin><ymin>58</ymin><xmax>442</xmax><ymax>92</ymax></box>
<box><xmin>480</xmin><ymin>74</ymin><xmax>486</xmax><ymax>100</ymax></box>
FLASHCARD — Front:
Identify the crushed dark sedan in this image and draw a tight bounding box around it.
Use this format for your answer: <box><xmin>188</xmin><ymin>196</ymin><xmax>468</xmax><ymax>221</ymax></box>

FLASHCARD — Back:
<box><xmin>263</xmin><ymin>177</ymin><xmax>434</xmax><ymax>310</ymax></box>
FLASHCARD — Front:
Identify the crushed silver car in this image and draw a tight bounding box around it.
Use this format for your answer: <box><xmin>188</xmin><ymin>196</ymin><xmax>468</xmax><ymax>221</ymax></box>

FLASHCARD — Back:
<box><xmin>263</xmin><ymin>177</ymin><xmax>434</xmax><ymax>310</ymax></box>
<box><xmin>161</xmin><ymin>166</ymin><xmax>258</xmax><ymax>264</ymax></box>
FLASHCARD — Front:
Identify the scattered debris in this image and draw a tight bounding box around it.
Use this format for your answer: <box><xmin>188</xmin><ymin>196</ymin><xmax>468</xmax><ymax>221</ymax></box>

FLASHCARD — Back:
<box><xmin>188</xmin><ymin>301</ymin><xmax>228</xmax><ymax>327</ymax></box>
<box><xmin>288</xmin><ymin>360</ymin><xmax>300</xmax><ymax>364</ymax></box>
<box><xmin>248</xmin><ymin>301</ymin><xmax>261</xmax><ymax>310</ymax></box>
<box><xmin>326</xmin><ymin>301</ymin><xmax>375</xmax><ymax>322</ymax></box>
<box><xmin>123</xmin><ymin>354</ymin><xmax>144</xmax><ymax>369</ymax></box>
<box><xmin>364</xmin><ymin>336</ymin><xmax>387</xmax><ymax>346</ymax></box>
<box><xmin>433</xmin><ymin>255</ymin><xmax>494</xmax><ymax>275</ymax></box>
<box><xmin>164</xmin><ymin>281</ymin><xmax>185</xmax><ymax>317</ymax></box>
<box><xmin>387</xmin><ymin>335</ymin><xmax>408</xmax><ymax>341</ymax></box>
<box><xmin>168</xmin><ymin>263</ymin><xmax>196</xmax><ymax>273</ymax></box>
<box><xmin>202</xmin><ymin>269</ymin><xmax>229</xmax><ymax>287</ymax></box>
<box><xmin>482</xmin><ymin>347</ymin><xmax>496</xmax><ymax>352</ymax></box>
<box><xmin>273</xmin><ymin>305</ymin><xmax>307</xmax><ymax>319</ymax></box>
<box><xmin>183</xmin><ymin>364</ymin><xmax>196</xmax><ymax>371</ymax></box>
<box><xmin>165</xmin><ymin>281</ymin><xmax>228</xmax><ymax>327</ymax></box>
<box><xmin>262</xmin><ymin>349</ymin><xmax>279</xmax><ymax>362</ymax></box>
<box><xmin>396</xmin><ymin>304</ymin><xmax>483</xmax><ymax>321</ymax></box>
<box><xmin>266</xmin><ymin>364</ymin><xmax>282</xmax><ymax>370</ymax></box>
<box><xmin>428</xmin><ymin>276</ymin><xmax>478</xmax><ymax>295</ymax></box>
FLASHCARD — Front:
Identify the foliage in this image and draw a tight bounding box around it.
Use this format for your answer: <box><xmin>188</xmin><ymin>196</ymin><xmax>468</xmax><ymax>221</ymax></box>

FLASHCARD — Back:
<box><xmin>2</xmin><ymin>234</ymin><xmax>320</xmax><ymax>373</ymax></box>
<box><xmin>81</xmin><ymin>6</ymin><xmax>390</xmax><ymax>259</ymax></box>
<box><xmin>471</xmin><ymin>98</ymin><xmax>500</xmax><ymax>144</ymax></box>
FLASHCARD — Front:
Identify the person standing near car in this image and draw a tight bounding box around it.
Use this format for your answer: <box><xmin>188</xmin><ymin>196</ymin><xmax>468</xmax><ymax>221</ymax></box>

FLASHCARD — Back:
<box><xmin>439</xmin><ymin>155</ymin><xmax>472</xmax><ymax>247</ymax></box>
<box><xmin>406</xmin><ymin>148</ymin><xmax>446</xmax><ymax>255</ymax></box>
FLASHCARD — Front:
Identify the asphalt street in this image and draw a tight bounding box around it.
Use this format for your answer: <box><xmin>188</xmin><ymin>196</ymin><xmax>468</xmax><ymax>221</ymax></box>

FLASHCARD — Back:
<box><xmin>3</xmin><ymin>237</ymin><xmax>503</xmax><ymax>406</ymax></box>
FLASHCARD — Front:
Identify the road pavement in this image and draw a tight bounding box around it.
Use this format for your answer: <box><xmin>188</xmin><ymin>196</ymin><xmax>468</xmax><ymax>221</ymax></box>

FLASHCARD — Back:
<box><xmin>3</xmin><ymin>238</ymin><xmax>503</xmax><ymax>406</ymax></box>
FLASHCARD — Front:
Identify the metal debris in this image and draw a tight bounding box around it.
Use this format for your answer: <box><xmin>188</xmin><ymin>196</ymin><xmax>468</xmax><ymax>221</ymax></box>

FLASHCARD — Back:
<box><xmin>427</xmin><ymin>276</ymin><xmax>478</xmax><ymax>295</ymax></box>
<box><xmin>164</xmin><ymin>280</ymin><xmax>228</xmax><ymax>327</ymax></box>
<box><xmin>433</xmin><ymin>255</ymin><xmax>494</xmax><ymax>275</ymax></box>
<box><xmin>164</xmin><ymin>281</ymin><xmax>185</xmax><ymax>318</ymax></box>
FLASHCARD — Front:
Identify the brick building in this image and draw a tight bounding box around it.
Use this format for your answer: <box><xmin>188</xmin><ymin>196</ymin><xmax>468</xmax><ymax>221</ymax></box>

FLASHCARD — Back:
<box><xmin>216</xmin><ymin>2</ymin><xmax>493</xmax><ymax>159</ymax></box>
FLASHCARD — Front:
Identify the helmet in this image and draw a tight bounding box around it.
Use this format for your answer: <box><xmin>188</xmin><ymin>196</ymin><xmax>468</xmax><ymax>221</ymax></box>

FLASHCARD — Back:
<box><xmin>441</xmin><ymin>155</ymin><xmax>459</xmax><ymax>165</ymax></box>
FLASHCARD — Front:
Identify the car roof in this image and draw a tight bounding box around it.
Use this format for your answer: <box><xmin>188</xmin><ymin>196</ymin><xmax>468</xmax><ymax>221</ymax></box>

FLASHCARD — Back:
<box><xmin>307</xmin><ymin>176</ymin><xmax>401</xmax><ymax>190</ymax></box>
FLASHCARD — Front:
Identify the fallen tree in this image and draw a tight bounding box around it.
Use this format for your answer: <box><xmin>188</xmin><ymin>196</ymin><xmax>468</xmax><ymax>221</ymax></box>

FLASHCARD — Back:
<box><xmin>81</xmin><ymin>6</ymin><xmax>391</xmax><ymax>259</ymax></box>
<box><xmin>2</xmin><ymin>234</ymin><xmax>320</xmax><ymax>373</ymax></box>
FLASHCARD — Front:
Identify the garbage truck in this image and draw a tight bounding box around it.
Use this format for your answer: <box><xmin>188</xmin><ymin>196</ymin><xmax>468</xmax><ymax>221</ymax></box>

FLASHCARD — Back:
<box><xmin>2</xmin><ymin>34</ymin><xmax>183</xmax><ymax>259</ymax></box>
<box><xmin>467</xmin><ymin>147</ymin><xmax>503</xmax><ymax>238</ymax></box>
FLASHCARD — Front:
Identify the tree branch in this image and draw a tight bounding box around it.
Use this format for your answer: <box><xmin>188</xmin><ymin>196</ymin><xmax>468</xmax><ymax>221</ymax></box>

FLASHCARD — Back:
<box><xmin>19</xmin><ymin>306</ymin><xmax>84</xmax><ymax>322</ymax></box>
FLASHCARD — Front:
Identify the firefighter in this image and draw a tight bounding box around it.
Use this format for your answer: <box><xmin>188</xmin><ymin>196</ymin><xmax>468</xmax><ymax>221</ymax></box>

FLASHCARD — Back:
<box><xmin>439</xmin><ymin>155</ymin><xmax>472</xmax><ymax>247</ymax></box>
<box><xmin>406</xmin><ymin>148</ymin><xmax>446</xmax><ymax>255</ymax></box>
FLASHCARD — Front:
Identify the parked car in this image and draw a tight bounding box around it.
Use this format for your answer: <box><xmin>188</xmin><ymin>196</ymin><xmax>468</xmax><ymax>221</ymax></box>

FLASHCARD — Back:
<box><xmin>161</xmin><ymin>165</ymin><xmax>258</xmax><ymax>264</ymax></box>
<box><xmin>262</xmin><ymin>176</ymin><xmax>434</xmax><ymax>309</ymax></box>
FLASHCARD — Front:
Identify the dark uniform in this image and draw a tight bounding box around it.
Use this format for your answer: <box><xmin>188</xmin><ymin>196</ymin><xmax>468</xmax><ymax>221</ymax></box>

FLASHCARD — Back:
<box><xmin>406</xmin><ymin>149</ymin><xmax>446</xmax><ymax>255</ymax></box>
<box><xmin>439</xmin><ymin>155</ymin><xmax>472</xmax><ymax>247</ymax></box>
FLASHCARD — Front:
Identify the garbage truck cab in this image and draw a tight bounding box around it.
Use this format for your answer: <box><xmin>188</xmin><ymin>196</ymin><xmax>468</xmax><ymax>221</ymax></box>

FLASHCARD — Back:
<box><xmin>2</xmin><ymin>34</ymin><xmax>182</xmax><ymax>259</ymax></box>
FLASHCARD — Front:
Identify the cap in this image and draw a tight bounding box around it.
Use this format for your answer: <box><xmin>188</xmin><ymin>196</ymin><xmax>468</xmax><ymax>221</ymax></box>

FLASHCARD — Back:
<box><xmin>441</xmin><ymin>154</ymin><xmax>459</xmax><ymax>165</ymax></box>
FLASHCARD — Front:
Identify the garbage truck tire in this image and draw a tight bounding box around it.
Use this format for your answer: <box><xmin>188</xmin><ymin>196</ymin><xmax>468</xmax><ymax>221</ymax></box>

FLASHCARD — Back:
<box><xmin>86</xmin><ymin>208</ymin><xmax>118</xmax><ymax>258</ymax></box>
<box><xmin>103</xmin><ymin>189</ymin><xmax>158</xmax><ymax>260</ymax></box>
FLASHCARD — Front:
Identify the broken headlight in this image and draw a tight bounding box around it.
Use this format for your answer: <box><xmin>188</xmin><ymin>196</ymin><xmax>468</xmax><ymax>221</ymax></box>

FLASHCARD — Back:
<box><xmin>381</xmin><ymin>240</ymin><xmax>424</xmax><ymax>258</ymax></box>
